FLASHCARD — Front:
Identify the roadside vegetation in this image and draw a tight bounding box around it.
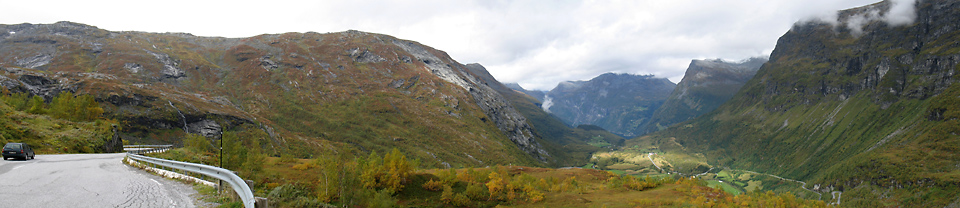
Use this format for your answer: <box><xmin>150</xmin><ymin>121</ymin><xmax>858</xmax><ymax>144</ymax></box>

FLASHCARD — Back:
<box><xmin>0</xmin><ymin>87</ymin><xmax>116</xmax><ymax>153</ymax></box>
<box><xmin>153</xmin><ymin>137</ymin><xmax>828</xmax><ymax>207</ymax></box>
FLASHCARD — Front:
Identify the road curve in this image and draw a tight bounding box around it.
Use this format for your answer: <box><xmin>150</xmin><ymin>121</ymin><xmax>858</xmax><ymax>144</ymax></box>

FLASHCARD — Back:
<box><xmin>0</xmin><ymin>153</ymin><xmax>198</xmax><ymax>207</ymax></box>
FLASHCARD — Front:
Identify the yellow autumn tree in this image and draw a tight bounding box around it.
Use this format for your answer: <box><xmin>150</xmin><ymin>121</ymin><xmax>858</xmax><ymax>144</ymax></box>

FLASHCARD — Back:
<box><xmin>485</xmin><ymin>167</ymin><xmax>510</xmax><ymax>200</ymax></box>
<box><xmin>49</xmin><ymin>92</ymin><xmax>103</xmax><ymax>121</ymax></box>
<box><xmin>359</xmin><ymin>148</ymin><xmax>413</xmax><ymax>193</ymax></box>
<box><xmin>26</xmin><ymin>95</ymin><xmax>45</xmax><ymax>114</ymax></box>
<box><xmin>457</xmin><ymin>167</ymin><xmax>476</xmax><ymax>183</ymax></box>
<box><xmin>440</xmin><ymin>185</ymin><xmax>454</xmax><ymax>203</ymax></box>
<box><xmin>382</xmin><ymin>148</ymin><xmax>411</xmax><ymax>192</ymax></box>
<box><xmin>523</xmin><ymin>184</ymin><xmax>544</xmax><ymax>202</ymax></box>
<box><xmin>437</xmin><ymin>168</ymin><xmax>458</xmax><ymax>186</ymax></box>
<box><xmin>360</xmin><ymin>151</ymin><xmax>384</xmax><ymax>189</ymax></box>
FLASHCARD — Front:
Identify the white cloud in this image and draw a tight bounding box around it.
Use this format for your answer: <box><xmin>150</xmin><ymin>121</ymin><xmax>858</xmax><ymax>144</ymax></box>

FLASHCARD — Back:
<box><xmin>807</xmin><ymin>0</ymin><xmax>919</xmax><ymax>37</ymax></box>
<box><xmin>884</xmin><ymin>0</ymin><xmax>919</xmax><ymax>26</ymax></box>
<box><xmin>847</xmin><ymin>10</ymin><xmax>882</xmax><ymax>36</ymax></box>
<box><xmin>0</xmin><ymin>0</ymin><xmax>886</xmax><ymax>90</ymax></box>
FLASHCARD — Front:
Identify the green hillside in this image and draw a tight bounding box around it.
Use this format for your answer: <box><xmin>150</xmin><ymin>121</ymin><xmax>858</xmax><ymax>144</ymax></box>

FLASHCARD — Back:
<box><xmin>0</xmin><ymin>88</ymin><xmax>119</xmax><ymax>154</ymax></box>
<box><xmin>631</xmin><ymin>0</ymin><xmax>960</xmax><ymax>206</ymax></box>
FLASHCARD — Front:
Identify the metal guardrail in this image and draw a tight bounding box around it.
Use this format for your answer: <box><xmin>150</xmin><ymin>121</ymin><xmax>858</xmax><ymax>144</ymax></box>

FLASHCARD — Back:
<box><xmin>124</xmin><ymin>145</ymin><xmax>175</xmax><ymax>148</ymax></box>
<box><xmin>123</xmin><ymin>145</ymin><xmax>174</xmax><ymax>154</ymax></box>
<box><xmin>126</xmin><ymin>147</ymin><xmax>256</xmax><ymax>208</ymax></box>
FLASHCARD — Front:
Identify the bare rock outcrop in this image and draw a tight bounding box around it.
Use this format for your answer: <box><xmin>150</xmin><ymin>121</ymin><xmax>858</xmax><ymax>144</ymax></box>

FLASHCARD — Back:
<box><xmin>393</xmin><ymin>39</ymin><xmax>550</xmax><ymax>162</ymax></box>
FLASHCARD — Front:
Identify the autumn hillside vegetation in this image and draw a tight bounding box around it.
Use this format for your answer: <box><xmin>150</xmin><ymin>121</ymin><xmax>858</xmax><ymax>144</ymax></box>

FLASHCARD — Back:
<box><xmin>0</xmin><ymin>87</ymin><xmax>115</xmax><ymax>153</ymax></box>
<box><xmin>153</xmin><ymin>141</ymin><xmax>828</xmax><ymax>207</ymax></box>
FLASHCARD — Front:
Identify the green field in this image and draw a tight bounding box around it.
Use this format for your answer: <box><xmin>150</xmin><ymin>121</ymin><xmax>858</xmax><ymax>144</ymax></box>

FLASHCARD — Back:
<box><xmin>705</xmin><ymin>180</ymin><xmax>743</xmax><ymax>195</ymax></box>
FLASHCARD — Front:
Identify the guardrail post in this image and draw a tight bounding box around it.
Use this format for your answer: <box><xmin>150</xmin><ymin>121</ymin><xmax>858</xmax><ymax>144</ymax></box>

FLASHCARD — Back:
<box><xmin>245</xmin><ymin>180</ymin><xmax>255</xmax><ymax>190</ymax></box>
<box><xmin>246</xmin><ymin>180</ymin><xmax>266</xmax><ymax>208</ymax></box>
<box><xmin>255</xmin><ymin>197</ymin><xmax>268</xmax><ymax>208</ymax></box>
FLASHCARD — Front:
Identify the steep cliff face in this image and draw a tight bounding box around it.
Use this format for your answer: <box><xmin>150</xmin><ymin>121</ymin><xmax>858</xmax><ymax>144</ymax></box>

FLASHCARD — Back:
<box><xmin>545</xmin><ymin>73</ymin><xmax>675</xmax><ymax>137</ymax></box>
<box><xmin>0</xmin><ymin>22</ymin><xmax>549</xmax><ymax>166</ymax></box>
<box><xmin>397</xmin><ymin>58</ymin><xmax>549</xmax><ymax>162</ymax></box>
<box><xmin>647</xmin><ymin>0</ymin><xmax>960</xmax><ymax>206</ymax></box>
<box><xmin>465</xmin><ymin>63</ymin><xmax>623</xmax><ymax>166</ymax></box>
<box><xmin>643</xmin><ymin>57</ymin><xmax>765</xmax><ymax>133</ymax></box>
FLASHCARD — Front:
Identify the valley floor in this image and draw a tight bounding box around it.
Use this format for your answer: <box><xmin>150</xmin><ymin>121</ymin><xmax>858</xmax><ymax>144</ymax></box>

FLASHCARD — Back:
<box><xmin>589</xmin><ymin>148</ymin><xmax>841</xmax><ymax>204</ymax></box>
<box><xmin>150</xmin><ymin>148</ymin><xmax>829</xmax><ymax>207</ymax></box>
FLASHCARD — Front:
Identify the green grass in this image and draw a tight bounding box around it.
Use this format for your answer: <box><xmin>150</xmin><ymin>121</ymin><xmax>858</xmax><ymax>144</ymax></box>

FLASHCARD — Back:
<box><xmin>587</xmin><ymin>139</ymin><xmax>612</xmax><ymax>148</ymax></box>
<box><xmin>607</xmin><ymin>170</ymin><xmax>627</xmax><ymax>175</ymax></box>
<box><xmin>606</xmin><ymin>163</ymin><xmax>639</xmax><ymax>170</ymax></box>
<box><xmin>192</xmin><ymin>183</ymin><xmax>242</xmax><ymax>207</ymax></box>
<box><xmin>745</xmin><ymin>180</ymin><xmax>762</xmax><ymax>192</ymax></box>
<box><xmin>717</xmin><ymin>170</ymin><xmax>733</xmax><ymax>179</ymax></box>
<box><xmin>706</xmin><ymin>180</ymin><xmax>743</xmax><ymax>195</ymax></box>
<box><xmin>626</xmin><ymin>13</ymin><xmax>960</xmax><ymax>206</ymax></box>
<box><xmin>0</xmin><ymin>91</ymin><xmax>117</xmax><ymax>154</ymax></box>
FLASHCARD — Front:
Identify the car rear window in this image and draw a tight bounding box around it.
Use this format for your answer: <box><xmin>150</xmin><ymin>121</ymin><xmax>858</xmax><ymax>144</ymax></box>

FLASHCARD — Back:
<box><xmin>3</xmin><ymin>143</ymin><xmax>20</xmax><ymax>150</ymax></box>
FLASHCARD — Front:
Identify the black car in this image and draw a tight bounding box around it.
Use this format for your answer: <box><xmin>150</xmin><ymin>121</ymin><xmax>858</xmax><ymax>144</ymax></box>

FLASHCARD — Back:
<box><xmin>3</xmin><ymin>143</ymin><xmax>35</xmax><ymax>160</ymax></box>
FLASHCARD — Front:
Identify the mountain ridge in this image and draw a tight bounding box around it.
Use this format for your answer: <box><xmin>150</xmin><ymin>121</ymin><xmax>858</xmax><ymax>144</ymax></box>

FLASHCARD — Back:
<box><xmin>643</xmin><ymin>57</ymin><xmax>765</xmax><ymax>133</ymax></box>
<box><xmin>543</xmin><ymin>73</ymin><xmax>675</xmax><ymax>137</ymax></box>
<box><xmin>639</xmin><ymin>0</ymin><xmax>960</xmax><ymax>206</ymax></box>
<box><xmin>0</xmin><ymin>21</ymin><xmax>552</xmax><ymax>167</ymax></box>
<box><xmin>466</xmin><ymin>63</ymin><xmax>626</xmax><ymax>166</ymax></box>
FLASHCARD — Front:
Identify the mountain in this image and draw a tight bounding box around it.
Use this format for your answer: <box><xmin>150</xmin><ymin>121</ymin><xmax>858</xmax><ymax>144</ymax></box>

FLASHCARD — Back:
<box><xmin>465</xmin><ymin>63</ymin><xmax>625</xmax><ymax>166</ymax></box>
<box><xmin>544</xmin><ymin>73</ymin><xmax>675</xmax><ymax>137</ymax></box>
<box><xmin>643</xmin><ymin>57</ymin><xmax>765</xmax><ymax>133</ymax></box>
<box><xmin>0</xmin><ymin>22</ymin><xmax>551</xmax><ymax>167</ymax></box>
<box><xmin>641</xmin><ymin>0</ymin><xmax>960</xmax><ymax>206</ymax></box>
<box><xmin>504</xmin><ymin>82</ymin><xmax>545</xmax><ymax>102</ymax></box>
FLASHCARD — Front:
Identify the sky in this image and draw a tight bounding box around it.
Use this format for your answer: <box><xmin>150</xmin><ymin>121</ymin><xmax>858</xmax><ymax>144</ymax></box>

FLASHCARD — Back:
<box><xmin>0</xmin><ymin>0</ymin><xmax>885</xmax><ymax>90</ymax></box>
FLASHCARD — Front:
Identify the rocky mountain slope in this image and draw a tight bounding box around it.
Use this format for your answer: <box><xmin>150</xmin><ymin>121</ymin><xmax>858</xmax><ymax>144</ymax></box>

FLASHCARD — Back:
<box><xmin>643</xmin><ymin>0</ymin><xmax>960</xmax><ymax>206</ymax></box>
<box><xmin>466</xmin><ymin>63</ymin><xmax>625</xmax><ymax>166</ymax></box>
<box><xmin>643</xmin><ymin>57</ymin><xmax>765</xmax><ymax>133</ymax></box>
<box><xmin>543</xmin><ymin>73</ymin><xmax>675</xmax><ymax>137</ymax></box>
<box><xmin>0</xmin><ymin>22</ymin><xmax>552</xmax><ymax>167</ymax></box>
<box><xmin>504</xmin><ymin>82</ymin><xmax>545</xmax><ymax>102</ymax></box>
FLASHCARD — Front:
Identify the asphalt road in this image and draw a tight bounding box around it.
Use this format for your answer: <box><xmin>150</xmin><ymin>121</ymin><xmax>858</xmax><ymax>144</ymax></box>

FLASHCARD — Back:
<box><xmin>0</xmin><ymin>153</ymin><xmax>198</xmax><ymax>207</ymax></box>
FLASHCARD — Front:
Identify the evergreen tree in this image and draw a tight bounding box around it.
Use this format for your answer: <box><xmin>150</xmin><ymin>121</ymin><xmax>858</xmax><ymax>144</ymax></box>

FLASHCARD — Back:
<box><xmin>1</xmin><ymin>91</ymin><xmax>30</xmax><ymax>111</ymax></box>
<box><xmin>221</xmin><ymin>132</ymin><xmax>248</xmax><ymax>170</ymax></box>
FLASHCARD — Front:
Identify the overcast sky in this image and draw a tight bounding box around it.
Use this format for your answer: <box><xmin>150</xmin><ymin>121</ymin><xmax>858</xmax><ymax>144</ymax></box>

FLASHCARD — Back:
<box><xmin>1</xmin><ymin>0</ymin><xmax>881</xmax><ymax>90</ymax></box>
